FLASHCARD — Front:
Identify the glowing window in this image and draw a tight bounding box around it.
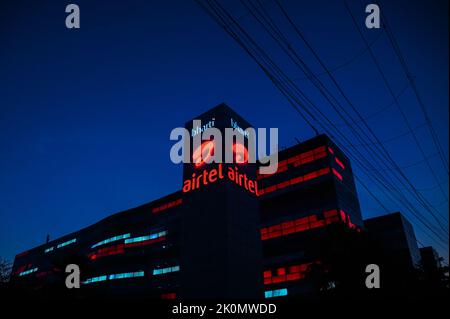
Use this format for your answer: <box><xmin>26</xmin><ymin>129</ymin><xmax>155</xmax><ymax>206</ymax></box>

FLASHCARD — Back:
<box><xmin>153</xmin><ymin>265</ymin><xmax>180</xmax><ymax>276</ymax></box>
<box><xmin>152</xmin><ymin>198</ymin><xmax>183</xmax><ymax>214</ymax></box>
<box><xmin>44</xmin><ymin>247</ymin><xmax>54</xmax><ymax>253</ymax></box>
<box><xmin>332</xmin><ymin>168</ymin><xmax>343</xmax><ymax>181</ymax></box>
<box><xmin>257</xmin><ymin>146</ymin><xmax>328</xmax><ymax>180</ymax></box>
<box><xmin>264</xmin><ymin>288</ymin><xmax>288</xmax><ymax>298</ymax></box>
<box><xmin>259</xmin><ymin>167</ymin><xmax>331</xmax><ymax>195</ymax></box>
<box><xmin>335</xmin><ymin>157</ymin><xmax>345</xmax><ymax>170</ymax></box>
<box><xmin>125</xmin><ymin>231</ymin><xmax>167</xmax><ymax>244</ymax></box>
<box><xmin>57</xmin><ymin>238</ymin><xmax>76</xmax><ymax>249</ymax></box>
<box><xmin>83</xmin><ymin>271</ymin><xmax>144</xmax><ymax>284</ymax></box>
<box><xmin>19</xmin><ymin>268</ymin><xmax>38</xmax><ymax>276</ymax></box>
<box><xmin>92</xmin><ymin>233</ymin><xmax>131</xmax><ymax>249</ymax></box>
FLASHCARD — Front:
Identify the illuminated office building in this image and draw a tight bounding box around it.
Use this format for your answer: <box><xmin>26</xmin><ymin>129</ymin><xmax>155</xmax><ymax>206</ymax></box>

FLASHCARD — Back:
<box><xmin>11</xmin><ymin>104</ymin><xmax>402</xmax><ymax>299</ymax></box>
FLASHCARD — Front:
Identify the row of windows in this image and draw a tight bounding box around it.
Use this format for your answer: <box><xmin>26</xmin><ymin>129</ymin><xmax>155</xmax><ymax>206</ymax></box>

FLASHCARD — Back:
<box><xmin>91</xmin><ymin>233</ymin><xmax>131</xmax><ymax>249</ymax></box>
<box><xmin>258</xmin><ymin>167</ymin><xmax>332</xmax><ymax>196</ymax></box>
<box><xmin>152</xmin><ymin>265</ymin><xmax>180</xmax><ymax>276</ymax></box>
<box><xmin>88</xmin><ymin>244</ymin><xmax>125</xmax><ymax>260</ymax></box>
<box><xmin>83</xmin><ymin>271</ymin><xmax>144</xmax><ymax>284</ymax></box>
<box><xmin>88</xmin><ymin>231</ymin><xmax>167</xmax><ymax>260</ymax></box>
<box><xmin>12</xmin><ymin>263</ymin><xmax>33</xmax><ymax>276</ymax></box>
<box><xmin>45</xmin><ymin>238</ymin><xmax>77</xmax><ymax>253</ymax></box>
<box><xmin>124</xmin><ymin>231</ymin><xmax>167</xmax><ymax>244</ymax></box>
<box><xmin>57</xmin><ymin>238</ymin><xmax>77</xmax><ymax>248</ymax></box>
<box><xmin>257</xmin><ymin>146</ymin><xmax>328</xmax><ymax>180</ymax></box>
<box><xmin>263</xmin><ymin>262</ymin><xmax>317</xmax><ymax>285</ymax></box>
<box><xmin>89</xmin><ymin>238</ymin><xmax>166</xmax><ymax>260</ymax></box>
<box><xmin>152</xmin><ymin>198</ymin><xmax>183</xmax><ymax>214</ymax></box>
<box><xmin>108</xmin><ymin>271</ymin><xmax>145</xmax><ymax>280</ymax></box>
<box><xmin>19</xmin><ymin>267</ymin><xmax>38</xmax><ymax>276</ymax></box>
<box><xmin>260</xmin><ymin>209</ymin><xmax>341</xmax><ymax>240</ymax></box>
<box><xmin>264</xmin><ymin>288</ymin><xmax>288</xmax><ymax>298</ymax></box>
<box><xmin>123</xmin><ymin>235</ymin><xmax>166</xmax><ymax>249</ymax></box>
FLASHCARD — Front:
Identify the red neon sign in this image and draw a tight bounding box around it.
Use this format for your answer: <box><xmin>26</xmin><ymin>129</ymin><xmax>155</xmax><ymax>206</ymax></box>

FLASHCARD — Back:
<box><xmin>182</xmin><ymin>163</ymin><xmax>259</xmax><ymax>194</ymax></box>
<box><xmin>192</xmin><ymin>141</ymin><xmax>249</xmax><ymax>167</ymax></box>
<box><xmin>233</xmin><ymin>142</ymin><xmax>248</xmax><ymax>164</ymax></box>
<box><xmin>193</xmin><ymin>140</ymin><xmax>215</xmax><ymax>167</ymax></box>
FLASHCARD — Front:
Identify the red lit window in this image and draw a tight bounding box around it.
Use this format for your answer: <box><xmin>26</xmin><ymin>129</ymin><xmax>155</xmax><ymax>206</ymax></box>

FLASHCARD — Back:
<box><xmin>335</xmin><ymin>157</ymin><xmax>345</xmax><ymax>170</ymax></box>
<box><xmin>257</xmin><ymin>146</ymin><xmax>328</xmax><ymax>180</ymax></box>
<box><xmin>340</xmin><ymin>210</ymin><xmax>347</xmax><ymax>223</ymax></box>
<box><xmin>263</xmin><ymin>262</ymin><xmax>318</xmax><ymax>285</ymax></box>
<box><xmin>161</xmin><ymin>293</ymin><xmax>177</xmax><ymax>300</ymax></box>
<box><xmin>260</xmin><ymin>210</ymin><xmax>340</xmax><ymax>240</ymax></box>
<box><xmin>277</xmin><ymin>268</ymin><xmax>286</xmax><ymax>276</ymax></box>
<box><xmin>124</xmin><ymin>236</ymin><xmax>165</xmax><ymax>248</ymax></box>
<box><xmin>260</xmin><ymin>167</ymin><xmax>332</xmax><ymax>195</ymax></box>
<box><xmin>290</xmin><ymin>176</ymin><xmax>303</xmax><ymax>185</ymax></box>
<box><xmin>152</xmin><ymin>198</ymin><xmax>183</xmax><ymax>214</ymax></box>
<box><xmin>324</xmin><ymin>209</ymin><xmax>339</xmax><ymax>224</ymax></box>
<box><xmin>88</xmin><ymin>244</ymin><xmax>125</xmax><ymax>260</ymax></box>
<box><xmin>332</xmin><ymin>168</ymin><xmax>343</xmax><ymax>181</ymax></box>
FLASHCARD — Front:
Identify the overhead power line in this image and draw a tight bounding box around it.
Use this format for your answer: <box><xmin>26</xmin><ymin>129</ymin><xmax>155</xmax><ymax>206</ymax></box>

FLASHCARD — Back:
<box><xmin>381</xmin><ymin>14</ymin><xmax>449</xmax><ymax>174</ymax></box>
<box><xmin>196</xmin><ymin>0</ymin><xmax>449</xmax><ymax>249</ymax></box>
<box><xmin>343</xmin><ymin>0</ymin><xmax>449</xmax><ymax>206</ymax></box>
<box><xmin>270</xmin><ymin>0</ymin><xmax>448</xmax><ymax>227</ymax></box>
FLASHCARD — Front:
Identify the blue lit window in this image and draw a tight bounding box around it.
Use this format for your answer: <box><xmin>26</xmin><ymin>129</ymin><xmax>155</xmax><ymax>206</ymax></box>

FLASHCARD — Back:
<box><xmin>265</xmin><ymin>288</ymin><xmax>288</xmax><ymax>298</ymax></box>
<box><xmin>83</xmin><ymin>275</ymin><xmax>107</xmax><ymax>284</ymax></box>
<box><xmin>91</xmin><ymin>233</ymin><xmax>131</xmax><ymax>248</ymax></box>
<box><xmin>125</xmin><ymin>231</ymin><xmax>167</xmax><ymax>244</ymax></box>
<box><xmin>152</xmin><ymin>265</ymin><xmax>180</xmax><ymax>276</ymax></box>
<box><xmin>108</xmin><ymin>271</ymin><xmax>144</xmax><ymax>280</ymax></box>
<box><xmin>83</xmin><ymin>271</ymin><xmax>144</xmax><ymax>284</ymax></box>
<box><xmin>19</xmin><ymin>268</ymin><xmax>38</xmax><ymax>276</ymax></box>
<box><xmin>44</xmin><ymin>247</ymin><xmax>54</xmax><ymax>253</ymax></box>
<box><xmin>57</xmin><ymin>238</ymin><xmax>77</xmax><ymax>249</ymax></box>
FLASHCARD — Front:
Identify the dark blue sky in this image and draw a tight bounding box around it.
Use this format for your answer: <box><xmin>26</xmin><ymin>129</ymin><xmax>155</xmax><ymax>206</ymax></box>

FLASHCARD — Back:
<box><xmin>0</xmin><ymin>0</ymin><xmax>448</xmax><ymax>262</ymax></box>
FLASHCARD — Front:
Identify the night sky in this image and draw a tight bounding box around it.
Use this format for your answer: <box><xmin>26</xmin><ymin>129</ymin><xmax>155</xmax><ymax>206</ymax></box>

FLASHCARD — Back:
<box><xmin>0</xmin><ymin>0</ymin><xmax>448</xmax><ymax>262</ymax></box>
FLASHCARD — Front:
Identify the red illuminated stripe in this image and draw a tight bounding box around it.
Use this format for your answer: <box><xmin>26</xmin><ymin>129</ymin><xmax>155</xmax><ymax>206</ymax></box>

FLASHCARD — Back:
<box><xmin>123</xmin><ymin>236</ymin><xmax>165</xmax><ymax>248</ymax></box>
<box><xmin>263</xmin><ymin>262</ymin><xmax>318</xmax><ymax>285</ymax></box>
<box><xmin>88</xmin><ymin>236</ymin><xmax>166</xmax><ymax>260</ymax></box>
<box><xmin>335</xmin><ymin>157</ymin><xmax>345</xmax><ymax>170</ymax></box>
<box><xmin>257</xmin><ymin>146</ymin><xmax>327</xmax><ymax>180</ymax></box>
<box><xmin>89</xmin><ymin>244</ymin><xmax>125</xmax><ymax>260</ymax></box>
<box><xmin>258</xmin><ymin>167</ymin><xmax>331</xmax><ymax>196</ymax></box>
<box><xmin>161</xmin><ymin>292</ymin><xmax>177</xmax><ymax>299</ymax></box>
<box><xmin>260</xmin><ymin>209</ymin><xmax>340</xmax><ymax>240</ymax></box>
<box><xmin>342</xmin><ymin>210</ymin><xmax>359</xmax><ymax>230</ymax></box>
<box><xmin>152</xmin><ymin>198</ymin><xmax>183</xmax><ymax>214</ymax></box>
<box><xmin>332</xmin><ymin>168</ymin><xmax>343</xmax><ymax>181</ymax></box>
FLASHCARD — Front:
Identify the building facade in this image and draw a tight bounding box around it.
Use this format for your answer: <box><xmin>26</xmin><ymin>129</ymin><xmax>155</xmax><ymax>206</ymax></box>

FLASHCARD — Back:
<box><xmin>11</xmin><ymin>104</ymin><xmax>419</xmax><ymax>299</ymax></box>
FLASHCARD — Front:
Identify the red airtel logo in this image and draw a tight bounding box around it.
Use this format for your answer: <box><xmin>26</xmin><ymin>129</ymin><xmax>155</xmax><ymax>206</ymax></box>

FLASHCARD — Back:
<box><xmin>192</xmin><ymin>141</ymin><xmax>248</xmax><ymax>167</ymax></box>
